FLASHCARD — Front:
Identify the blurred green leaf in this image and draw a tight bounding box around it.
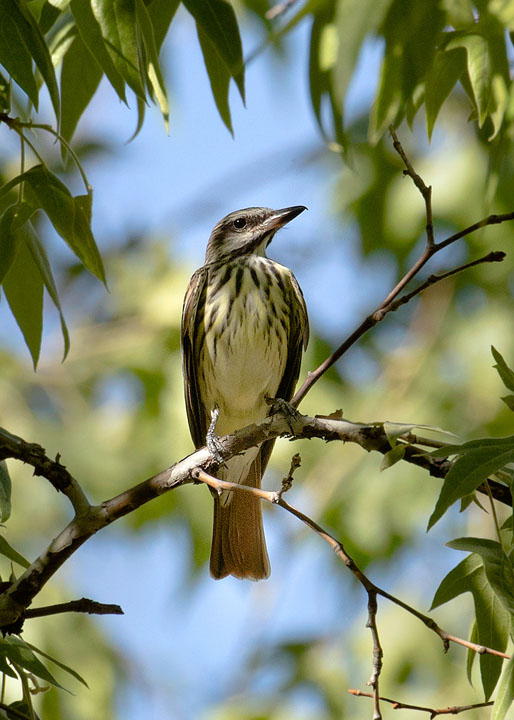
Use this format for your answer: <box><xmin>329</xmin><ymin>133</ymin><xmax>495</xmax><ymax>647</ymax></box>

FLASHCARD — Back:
<box><xmin>24</xmin><ymin>641</ymin><xmax>88</xmax><ymax>687</ymax></box>
<box><xmin>492</xmin><ymin>655</ymin><xmax>514</xmax><ymax>720</ymax></box>
<box><xmin>425</xmin><ymin>48</ymin><xmax>466</xmax><ymax>139</ymax></box>
<box><xmin>447</xmin><ymin>33</ymin><xmax>491</xmax><ymax>127</ymax></box>
<box><xmin>183</xmin><ymin>0</ymin><xmax>245</xmax><ymax>102</ymax></box>
<box><xmin>60</xmin><ymin>32</ymin><xmax>103</xmax><ymax>145</ymax></box>
<box><xmin>0</xmin><ymin>461</ymin><xmax>11</xmax><ymax>523</ymax></box>
<box><xmin>467</xmin><ymin>620</ymin><xmax>478</xmax><ymax>683</ymax></box>
<box><xmin>368</xmin><ymin>40</ymin><xmax>403</xmax><ymax>144</ymax></box>
<box><xmin>2</xmin><ymin>232</ymin><xmax>43</xmax><ymax>369</ymax></box>
<box><xmin>0</xmin><ymin>535</ymin><xmax>29</xmax><ymax>567</ymax></box>
<box><xmin>70</xmin><ymin>0</ymin><xmax>127</xmax><ymax>103</ymax></box>
<box><xmin>492</xmin><ymin>346</ymin><xmax>514</xmax><ymax>392</ymax></box>
<box><xmin>0</xmin><ymin>69</ymin><xmax>9</xmax><ymax>110</ymax></box>
<box><xmin>428</xmin><ymin>436</ymin><xmax>514</xmax><ymax>529</ymax></box>
<box><xmin>489</xmin><ymin>0</ymin><xmax>514</xmax><ymax>31</ymax></box>
<box><xmin>501</xmin><ymin>396</ymin><xmax>514</xmax><ymax>411</ymax></box>
<box><xmin>0</xmin><ymin>637</ymin><xmax>64</xmax><ymax>689</ymax></box>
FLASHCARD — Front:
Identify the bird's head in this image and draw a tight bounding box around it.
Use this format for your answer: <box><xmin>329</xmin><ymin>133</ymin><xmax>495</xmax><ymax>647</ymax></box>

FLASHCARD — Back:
<box><xmin>205</xmin><ymin>205</ymin><xmax>307</xmax><ymax>264</ymax></box>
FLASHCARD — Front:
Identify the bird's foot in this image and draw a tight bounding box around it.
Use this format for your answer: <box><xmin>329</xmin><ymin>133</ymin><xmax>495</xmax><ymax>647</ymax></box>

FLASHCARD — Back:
<box><xmin>265</xmin><ymin>397</ymin><xmax>301</xmax><ymax>435</ymax></box>
<box><xmin>206</xmin><ymin>407</ymin><xmax>227</xmax><ymax>465</ymax></box>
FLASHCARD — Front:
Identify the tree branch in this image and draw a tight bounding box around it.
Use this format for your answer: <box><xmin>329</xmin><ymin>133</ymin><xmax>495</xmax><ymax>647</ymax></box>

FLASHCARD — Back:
<box><xmin>0</xmin><ymin>407</ymin><xmax>510</xmax><ymax>626</ymax></box>
<box><xmin>348</xmin><ymin>690</ymin><xmax>494</xmax><ymax>717</ymax></box>
<box><xmin>292</xmin><ymin>129</ymin><xmax>513</xmax><ymax>407</ymax></box>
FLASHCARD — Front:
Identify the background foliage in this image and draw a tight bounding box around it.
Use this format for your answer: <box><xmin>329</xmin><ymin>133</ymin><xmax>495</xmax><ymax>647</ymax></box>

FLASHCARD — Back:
<box><xmin>0</xmin><ymin>0</ymin><xmax>514</xmax><ymax>718</ymax></box>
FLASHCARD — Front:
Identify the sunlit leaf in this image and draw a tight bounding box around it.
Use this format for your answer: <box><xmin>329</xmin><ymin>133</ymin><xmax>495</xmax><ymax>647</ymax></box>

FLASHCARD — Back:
<box><xmin>380</xmin><ymin>445</ymin><xmax>405</xmax><ymax>470</ymax></box>
<box><xmin>70</xmin><ymin>0</ymin><xmax>127</xmax><ymax>102</ymax></box>
<box><xmin>135</xmin><ymin>0</ymin><xmax>169</xmax><ymax>129</ymax></box>
<box><xmin>0</xmin><ymin>1</ymin><xmax>39</xmax><ymax>107</ymax></box>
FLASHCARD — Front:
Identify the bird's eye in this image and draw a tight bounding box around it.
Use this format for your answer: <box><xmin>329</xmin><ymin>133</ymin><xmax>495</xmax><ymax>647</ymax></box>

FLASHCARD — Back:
<box><xmin>233</xmin><ymin>217</ymin><xmax>246</xmax><ymax>230</ymax></box>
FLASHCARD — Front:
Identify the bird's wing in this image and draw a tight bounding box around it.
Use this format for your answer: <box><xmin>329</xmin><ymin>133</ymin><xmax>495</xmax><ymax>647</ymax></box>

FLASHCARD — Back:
<box><xmin>259</xmin><ymin>269</ymin><xmax>309</xmax><ymax>473</ymax></box>
<box><xmin>181</xmin><ymin>266</ymin><xmax>210</xmax><ymax>449</ymax></box>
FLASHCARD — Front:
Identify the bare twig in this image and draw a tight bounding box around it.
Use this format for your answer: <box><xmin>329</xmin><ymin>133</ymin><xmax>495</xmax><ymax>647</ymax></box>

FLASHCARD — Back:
<box><xmin>193</xmin><ymin>468</ymin><xmax>511</xmax><ymax>663</ymax></box>
<box><xmin>292</xmin><ymin>130</ymin><xmax>513</xmax><ymax>407</ymax></box>
<box><xmin>349</xmin><ymin>689</ymin><xmax>494</xmax><ymax>717</ymax></box>
<box><xmin>366</xmin><ymin>590</ymin><xmax>383</xmax><ymax>720</ymax></box>
<box><xmin>24</xmin><ymin>598</ymin><xmax>123</xmax><ymax>619</ymax></box>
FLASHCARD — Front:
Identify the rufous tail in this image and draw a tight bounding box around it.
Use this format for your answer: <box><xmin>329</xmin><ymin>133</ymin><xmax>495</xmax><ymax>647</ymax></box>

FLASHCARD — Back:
<box><xmin>210</xmin><ymin>455</ymin><xmax>270</xmax><ymax>580</ymax></box>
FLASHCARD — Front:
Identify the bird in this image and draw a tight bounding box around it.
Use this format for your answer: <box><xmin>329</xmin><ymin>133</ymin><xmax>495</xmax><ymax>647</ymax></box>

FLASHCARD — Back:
<box><xmin>181</xmin><ymin>206</ymin><xmax>309</xmax><ymax>580</ymax></box>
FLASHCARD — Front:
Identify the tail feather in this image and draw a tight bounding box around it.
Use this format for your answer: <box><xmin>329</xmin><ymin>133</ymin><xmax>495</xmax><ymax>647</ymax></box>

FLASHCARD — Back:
<box><xmin>210</xmin><ymin>455</ymin><xmax>270</xmax><ymax>580</ymax></box>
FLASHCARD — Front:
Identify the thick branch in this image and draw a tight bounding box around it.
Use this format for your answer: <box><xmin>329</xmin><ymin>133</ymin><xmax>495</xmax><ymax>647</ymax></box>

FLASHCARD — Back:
<box><xmin>0</xmin><ymin>410</ymin><xmax>510</xmax><ymax>627</ymax></box>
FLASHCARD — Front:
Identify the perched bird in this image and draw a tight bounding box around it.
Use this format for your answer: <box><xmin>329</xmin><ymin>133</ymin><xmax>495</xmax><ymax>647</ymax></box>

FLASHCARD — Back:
<box><xmin>181</xmin><ymin>206</ymin><xmax>309</xmax><ymax>580</ymax></box>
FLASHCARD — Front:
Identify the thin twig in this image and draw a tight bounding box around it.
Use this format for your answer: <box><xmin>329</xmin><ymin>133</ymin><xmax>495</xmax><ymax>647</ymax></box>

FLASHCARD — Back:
<box><xmin>265</xmin><ymin>0</ymin><xmax>299</xmax><ymax>19</ymax></box>
<box><xmin>24</xmin><ymin>598</ymin><xmax>123</xmax><ymax>619</ymax></box>
<box><xmin>349</xmin><ymin>689</ymin><xmax>494</xmax><ymax>717</ymax></box>
<box><xmin>366</xmin><ymin>590</ymin><xmax>383</xmax><ymax>720</ymax></box>
<box><xmin>292</xmin><ymin>130</ymin><xmax>513</xmax><ymax>407</ymax></box>
<box><xmin>192</xmin><ymin>468</ymin><xmax>511</xmax><ymax>662</ymax></box>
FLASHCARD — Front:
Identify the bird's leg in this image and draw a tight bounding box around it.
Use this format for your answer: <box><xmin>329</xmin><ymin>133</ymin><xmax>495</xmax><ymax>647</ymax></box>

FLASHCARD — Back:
<box><xmin>265</xmin><ymin>396</ymin><xmax>301</xmax><ymax>435</ymax></box>
<box><xmin>206</xmin><ymin>406</ymin><xmax>227</xmax><ymax>465</ymax></box>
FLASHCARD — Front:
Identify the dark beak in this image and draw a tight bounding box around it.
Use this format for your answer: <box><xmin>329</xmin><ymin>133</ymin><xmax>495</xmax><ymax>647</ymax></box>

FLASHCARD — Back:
<box><xmin>264</xmin><ymin>205</ymin><xmax>307</xmax><ymax>231</ymax></box>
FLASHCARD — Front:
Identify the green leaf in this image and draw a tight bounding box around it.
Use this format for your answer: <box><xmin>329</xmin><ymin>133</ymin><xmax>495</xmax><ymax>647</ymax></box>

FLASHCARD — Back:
<box><xmin>0</xmin><ymin>69</ymin><xmax>9</xmax><ymax>110</ymax></box>
<box><xmin>60</xmin><ymin>32</ymin><xmax>103</xmax><ymax>145</ymax></box>
<box><xmin>70</xmin><ymin>0</ymin><xmax>127</xmax><ymax>103</ymax></box>
<box><xmin>489</xmin><ymin>0</ymin><xmax>514</xmax><ymax>31</ymax></box>
<box><xmin>197</xmin><ymin>26</ymin><xmax>232</xmax><ymax>134</ymax></box>
<box><xmin>13</xmin><ymin>0</ymin><xmax>60</xmax><ymax>119</ymax></box>
<box><xmin>427</xmin><ymin>436</ymin><xmax>514</xmax><ymax>529</ymax></box>
<box><xmin>368</xmin><ymin>40</ymin><xmax>403</xmax><ymax>144</ymax></box>
<box><xmin>447</xmin><ymin>33</ymin><xmax>491</xmax><ymax>127</ymax></box>
<box><xmin>135</xmin><ymin>0</ymin><xmax>169</xmax><ymax>129</ymax></box>
<box><xmin>0</xmin><ymin>461</ymin><xmax>11</xmax><ymax>523</ymax></box>
<box><xmin>0</xmin><ymin>636</ymin><xmax>64</xmax><ymax>689</ymax></box>
<box><xmin>425</xmin><ymin>48</ymin><xmax>466</xmax><ymax>139</ymax></box>
<box><xmin>2</xmin><ymin>231</ymin><xmax>43</xmax><ymax>369</ymax></box>
<box><xmin>0</xmin><ymin>535</ymin><xmax>29</xmax><ymax>568</ymax></box>
<box><xmin>334</xmin><ymin>0</ymin><xmax>393</xmax><ymax>110</ymax></box>
<box><xmin>25</xmin><ymin>227</ymin><xmax>70</xmax><ymax>360</ymax></box>
<box><xmin>182</xmin><ymin>0</ymin><xmax>245</xmax><ymax>102</ymax></box>
<box><xmin>431</xmin><ymin>552</ymin><xmax>482</xmax><ymax>609</ymax></box>
<box><xmin>0</xmin><ymin>1</ymin><xmax>39</xmax><ymax>107</ymax></box>
<box><xmin>380</xmin><ymin>444</ymin><xmax>405</xmax><ymax>470</ymax></box>
<box><xmin>0</xmin><ymin>166</ymin><xmax>106</xmax><ymax>284</ymax></box>
<box><xmin>90</xmin><ymin>0</ymin><xmax>145</xmax><ymax>99</ymax></box>
<box><xmin>431</xmin><ymin>553</ymin><xmax>509</xmax><ymax>700</ymax></box>
<box><xmin>24</xmin><ymin>641</ymin><xmax>88</xmax><ymax>687</ymax></box>
<box><xmin>502</xmin><ymin>395</ymin><xmax>514</xmax><ymax>412</ymax></box>
<box><xmin>492</xmin><ymin>656</ymin><xmax>514</xmax><ymax>720</ymax></box>
<box><xmin>492</xmin><ymin>346</ymin><xmax>514</xmax><ymax>392</ymax></box>
<box><xmin>146</xmin><ymin>0</ymin><xmax>179</xmax><ymax>51</ymax></box>
<box><xmin>467</xmin><ymin>620</ymin><xmax>478</xmax><ymax>684</ymax></box>
<box><xmin>448</xmin><ymin>538</ymin><xmax>514</xmax><ymax>614</ymax></box>
<box><xmin>0</xmin><ymin>206</ymin><xmax>21</xmax><ymax>285</ymax></box>
<box><xmin>0</xmin><ymin>653</ymin><xmax>16</xmax><ymax>679</ymax></box>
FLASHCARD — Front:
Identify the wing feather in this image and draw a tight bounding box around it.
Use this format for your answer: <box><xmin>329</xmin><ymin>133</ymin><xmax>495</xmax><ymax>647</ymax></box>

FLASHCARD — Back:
<box><xmin>181</xmin><ymin>267</ymin><xmax>210</xmax><ymax>449</ymax></box>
